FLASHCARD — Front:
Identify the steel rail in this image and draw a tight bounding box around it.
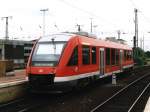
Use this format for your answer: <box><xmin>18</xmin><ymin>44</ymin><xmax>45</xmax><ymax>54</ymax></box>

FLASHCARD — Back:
<box><xmin>0</xmin><ymin>98</ymin><xmax>25</xmax><ymax>108</ymax></box>
<box><xmin>90</xmin><ymin>72</ymin><xmax>150</xmax><ymax>112</ymax></box>
<box><xmin>128</xmin><ymin>82</ymin><xmax>150</xmax><ymax>112</ymax></box>
<box><xmin>17</xmin><ymin>101</ymin><xmax>45</xmax><ymax>112</ymax></box>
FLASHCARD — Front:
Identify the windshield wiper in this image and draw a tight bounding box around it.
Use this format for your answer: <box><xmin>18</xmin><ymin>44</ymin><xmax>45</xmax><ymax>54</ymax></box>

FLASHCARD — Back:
<box><xmin>51</xmin><ymin>38</ymin><xmax>56</xmax><ymax>54</ymax></box>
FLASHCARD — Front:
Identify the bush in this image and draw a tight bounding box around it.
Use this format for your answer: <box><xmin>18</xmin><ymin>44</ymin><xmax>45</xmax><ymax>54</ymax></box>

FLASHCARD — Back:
<box><xmin>134</xmin><ymin>57</ymin><xmax>144</xmax><ymax>66</ymax></box>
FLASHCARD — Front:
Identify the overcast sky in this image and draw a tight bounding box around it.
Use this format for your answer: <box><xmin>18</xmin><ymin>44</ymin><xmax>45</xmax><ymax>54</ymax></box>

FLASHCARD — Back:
<box><xmin>0</xmin><ymin>0</ymin><xmax>150</xmax><ymax>50</ymax></box>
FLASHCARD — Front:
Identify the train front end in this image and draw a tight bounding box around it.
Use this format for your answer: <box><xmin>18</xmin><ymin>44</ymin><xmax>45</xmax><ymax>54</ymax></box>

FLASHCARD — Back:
<box><xmin>26</xmin><ymin>33</ymin><xmax>74</xmax><ymax>93</ymax></box>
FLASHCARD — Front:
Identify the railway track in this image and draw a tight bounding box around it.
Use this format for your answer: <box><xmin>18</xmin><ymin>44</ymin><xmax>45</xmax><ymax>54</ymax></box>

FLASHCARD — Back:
<box><xmin>0</xmin><ymin>96</ymin><xmax>33</xmax><ymax>112</ymax></box>
<box><xmin>17</xmin><ymin>103</ymin><xmax>43</xmax><ymax>112</ymax></box>
<box><xmin>90</xmin><ymin>72</ymin><xmax>150</xmax><ymax>112</ymax></box>
<box><xmin>0</xmin><ymin>98</ymin><xmax>25</xmax><ymax>109</ymax></box>
<box><xmin>0</xmin><ymin>95</ymin><xmax>49</xmax><ymax>112</ymax></box>
<box><xmin>0</xmin><ymin>66</ymin><xmax>150</xmax><ymax>112</ymax></box>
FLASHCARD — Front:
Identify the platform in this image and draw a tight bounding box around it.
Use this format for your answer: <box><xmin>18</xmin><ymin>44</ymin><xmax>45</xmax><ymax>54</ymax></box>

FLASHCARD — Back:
<box><xmin>0</xmin><ymin>69</ymin><xmax>26</xmax><ymax>85</ymax></box>
<box><xmin>144</xmin><ymin>97</ymin><xmax>150</xmax><ymax>112</ymax></box>
<box><xmin>0</xmin><ymin>69</ymin><xmax>28</xmax><ymax>103</ymax></box>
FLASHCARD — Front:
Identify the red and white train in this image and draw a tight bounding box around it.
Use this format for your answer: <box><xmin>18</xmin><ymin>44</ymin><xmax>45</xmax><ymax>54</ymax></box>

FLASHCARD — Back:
<box><xmin>26</xmin><ymin>33</ymin><xmax>134</xmax><ymax>92</ymax></box>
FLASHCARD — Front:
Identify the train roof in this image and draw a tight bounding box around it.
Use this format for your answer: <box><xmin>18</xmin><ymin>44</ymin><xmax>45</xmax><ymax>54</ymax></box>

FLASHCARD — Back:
<box><xmin>39</xmin><ymin>33</ymin><xmax>75</xmax><ymax>42</ymax></box>
<box><xmin>38</xmin><ymin>33</ymin><xmax>132</xmax><ymax>50</ymax></box>
<box><xmin>78</xmin><ymin>36</ymin><xmax>132</xmax><ymax>50</ymax></box>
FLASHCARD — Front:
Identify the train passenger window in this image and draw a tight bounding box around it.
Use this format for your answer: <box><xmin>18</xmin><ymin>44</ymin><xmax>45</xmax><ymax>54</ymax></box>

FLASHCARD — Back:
<box><xmin>127</xmin><ymin>51</ymin><xmax>129</xmax><ymax>60</ymax></box>
<box><xmin>130</xmin><ymin>51</ymin><xmax>133</xmax><ymax>60</ymax></box>
<box><xmin>126</xmin><ymin>51</ymin><xmax>128</xmax><ymax>60</ymax></box>
<box><xmin>67</xmin><ymin>46</ymin><xmax>78</xmax><ymax>66</ymax></box>
<box><xmin>111</xmin><ymin>49</ymin><xmax>115</xmax><ymax>65</ymax></box>
<box><xmin>116</xmin><ymin>49</ymin><xmax>119</xmax><ymax>65</ymax></box>
<box><xmin>106</xmin><ymin>48</ymin><xmax>111</xmax><ymax>65</ymax></box>
<box><xmin>82</xmin><ymin>46</ymin><xmax>90</xmax><ymax>65</ymax></box>
<box><xmin>124</xmin><ymin>50</ymin><xmax>127</xmax><ymax>61</ymax></box>
<box><xmin>92</xmin><ymin>47</ymin><xmax>96</xmax><ymax>64</ymax></box>
<box><xmin>126</xmin><ymin>51</ymin><xmax>130</xmax><ymax>60</ymax></box>
<box><xmin>128</xmin><ymin>51</ymin><xmax>132</xmax><ymax>60</ymax></box>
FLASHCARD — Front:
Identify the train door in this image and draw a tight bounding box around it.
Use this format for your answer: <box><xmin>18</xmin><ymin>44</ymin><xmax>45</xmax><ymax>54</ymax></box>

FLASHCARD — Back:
<box><xmin>120</xmin><ymin>50</ymin><xmax>123</xmax><ymax>71</ymax></box>
<box><xmin>99</xmin><ymin>48</ymin><xmax>105</xmax><ymax>76</ymax></box>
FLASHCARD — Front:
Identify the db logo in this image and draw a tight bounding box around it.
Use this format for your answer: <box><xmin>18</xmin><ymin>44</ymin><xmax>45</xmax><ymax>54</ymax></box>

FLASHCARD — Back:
<box><xmin>39</xmin><ymin>69</ymin><xmax>44</xmax><ymax>73</ymax></box>
<box><xmin>75</xmin><ymin>67</ymin><xmax>78</xmax><ymax>72</ymax></box>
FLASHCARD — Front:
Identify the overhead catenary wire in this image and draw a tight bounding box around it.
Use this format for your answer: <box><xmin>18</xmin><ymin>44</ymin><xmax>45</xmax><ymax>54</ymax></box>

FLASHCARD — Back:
<box><xmin>128</xmin><ymin>0</ymin><xmax>150</xmax><ymax>51</ymax></box>
<box><xmin>57</xmin><ymin>0</ymin><xmax>119</xmax><ymax>30</ymax></box>
<box><xmin>129</xmin><ymin>0</ymin><xmax>137</xmax><ymax>9</ymax></box>
<box><xmin>129</xmin><ymin>0</ymin><xmax>150</xmax><ymax>29</ymax></box>
<box><xmin>140</xmin><ymin>12</ymin><xmax>150</xmax><ymax>26</ymax></box>
<box><xmin>57</xmin><ymin>0</ymin><xmax>145</xmax><ymax>39</ymax></box>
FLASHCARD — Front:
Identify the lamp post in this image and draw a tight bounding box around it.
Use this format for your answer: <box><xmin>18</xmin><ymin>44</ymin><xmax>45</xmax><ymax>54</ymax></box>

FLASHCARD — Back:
<box><xmin>90</xmin><ymin>18</ymin><xmax>93</xmax><ymax>33</ymax></box>
<box><xmin>40</xmin><ymin>8</ymin><xmax>48</xmax><ymax>36</ymax></box>
<box><xmin>1</xmin><ymin>16</ymin><xmax>12</xmax><ymax>60</ymax></box>
<box><xmin>1</xmin><ymin>16</ymin><xmax>12</xmax><ymax>40</ymax></box>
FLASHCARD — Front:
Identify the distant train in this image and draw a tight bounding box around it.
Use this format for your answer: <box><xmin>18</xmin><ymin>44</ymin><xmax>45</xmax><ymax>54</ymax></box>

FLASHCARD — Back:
<box><xmin>26</xmin><ymin>33</ymin><xmax>134</xmax><ymax>93</ymax></box>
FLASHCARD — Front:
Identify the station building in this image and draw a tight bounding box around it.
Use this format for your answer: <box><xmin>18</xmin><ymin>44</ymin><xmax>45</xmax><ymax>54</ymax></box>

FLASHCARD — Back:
<box><xmin>0</xmin><ymin>39</ymin><xmax>34</xmax><ymax>69</ymax></box>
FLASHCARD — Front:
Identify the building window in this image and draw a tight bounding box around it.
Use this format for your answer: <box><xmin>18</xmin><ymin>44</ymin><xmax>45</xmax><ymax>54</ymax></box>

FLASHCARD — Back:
<box><xmin>111</xmin><ymin>48</ymin><xmax>115</xmax><ymax>65</ymax></box>
<box><xmin>106</xmin><ymin>48</ymin><xmax>111</xmax><ymax>65</ymax></box>
<box><xmin>92</xmin><ymin>47</ymin><xmax>96</xmax><ymax>64</ymax></box>
<box><xmin>67</xmin><ymin>46</ymin><xmax>78</xmax><ymax>66</ymax></box>
<box><xmin>82</xmin><ymin>45</ymin><xmax>90</xmax><ymax>65</ymax></box>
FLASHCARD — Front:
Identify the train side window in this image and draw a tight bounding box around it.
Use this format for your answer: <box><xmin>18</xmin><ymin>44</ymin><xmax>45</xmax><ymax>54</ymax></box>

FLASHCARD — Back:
<box><xmin>130</xmin><ymin>51</ymin><xmax>133</xmax><ymax>60</ymax></box>
<box><xmin>106</xmin><ymin>48</ymin><xmax>111</xmax><ymax>65</ymax></box>
<box><xmin>126</xmin><ymin>51</ymin><xmax>128</xmax><ymax>60</ymax></box>
<box><xmin>128</xmin><ymin>51</ymin><xmax>132</xmax><ymax>60</ymax></box>
<box><xmin>127</xmin><ymin>51</ymin><xmax>130</xmax><ymax>60</ymax></box>
<box><xmin>67</xmin><ymin>46</ymin><xmax>78</xmax><ymax>66</ymax></box>
<box><xmin>92</xmin><ymin>47</ymin><xmax>96</xmax><ymax>64</ymax></box>
<box><xmin>127</xmin><ymin>50</ymin><xmax>130</xmax><ymax>60</ymax></box>
<box><xmin>127</xmin><ymin>51</ymin><xmax>129</xmax><ymax>60</ymax></box>
<box><xmin>116</xmin><ymin>49</ymin><xmax>119</xmax><ymax>65</ymax></box>
<box><xmin>124</xmin><ymin>50</ymin><xmax>127</xmax><ymax>61</ymax></box>
<box><xmin>111</xmin><ymin>48</ymin><xmax>115</xmax><ymax>65</ymax></box>
<box><xmin>82</xmin><ymin>45</ymin><xmax>90</xmax><ymax>65</ymax></box>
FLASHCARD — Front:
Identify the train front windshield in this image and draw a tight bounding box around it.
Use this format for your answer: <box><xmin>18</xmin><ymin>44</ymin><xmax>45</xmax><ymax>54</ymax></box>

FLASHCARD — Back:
<box><xmin>32</xmin><ymin>42</ymin><xmax>66</xmax><ymax>67</ymax></box>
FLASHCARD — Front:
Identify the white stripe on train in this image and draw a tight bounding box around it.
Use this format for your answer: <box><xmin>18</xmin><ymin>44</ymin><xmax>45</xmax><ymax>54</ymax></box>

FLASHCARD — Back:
<box><xmin>54</xmin><ymin>64</ymin><xmax>134</xmax><ymax>82</ymax></box>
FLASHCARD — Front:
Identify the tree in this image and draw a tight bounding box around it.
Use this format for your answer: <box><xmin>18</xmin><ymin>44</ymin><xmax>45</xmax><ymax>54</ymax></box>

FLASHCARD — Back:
<box><xmin>133</xmin><ymin>47</ymin><xmax>146</xmax><ymax>66</ymax></box>
<box><xmin>145</xmin><ymin>51</ymin><xmax>150</xmax><ymax>58</ymax></box>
